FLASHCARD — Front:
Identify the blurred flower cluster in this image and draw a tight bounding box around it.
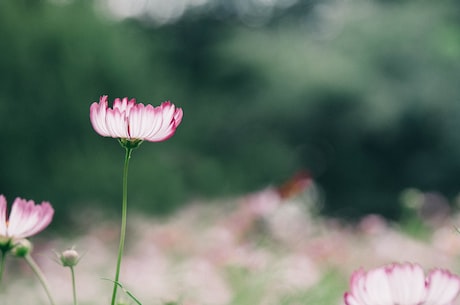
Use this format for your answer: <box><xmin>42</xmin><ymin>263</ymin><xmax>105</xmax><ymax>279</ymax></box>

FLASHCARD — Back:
<box><xmin>3</xmin><ymin>176</ymin><xmax>460</xmax><ymax>305</ymax></box>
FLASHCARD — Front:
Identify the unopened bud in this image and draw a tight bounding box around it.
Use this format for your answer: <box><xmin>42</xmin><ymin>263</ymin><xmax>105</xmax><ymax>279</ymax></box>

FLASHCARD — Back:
<box><xmin>59</xmin><ymin>248</ymin><xmax>80</xmax><ymax>267</ymax></box>
<box><xmin>11</xmin><ymin>239</ymin><xmax>33</xmax><ymax>257</ymax></box>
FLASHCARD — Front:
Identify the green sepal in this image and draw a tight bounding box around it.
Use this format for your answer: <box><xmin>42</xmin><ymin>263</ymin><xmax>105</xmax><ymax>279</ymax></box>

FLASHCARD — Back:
<box><xmin>0</xmin><ymin>237</ymin><xmax>13</xmax><ymax>254</ymax></box>
<box><xmin>118</xmin><ymin>138</ymin><xmax>143</xmax><ymax>150</ymax></box>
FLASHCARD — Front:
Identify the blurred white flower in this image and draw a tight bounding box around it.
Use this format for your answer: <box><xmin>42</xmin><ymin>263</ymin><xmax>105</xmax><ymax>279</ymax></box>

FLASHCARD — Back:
<box><xmin>345</xmin><ymin>262</ymin><xmax>460</xmax><ymax>305</ymax></box>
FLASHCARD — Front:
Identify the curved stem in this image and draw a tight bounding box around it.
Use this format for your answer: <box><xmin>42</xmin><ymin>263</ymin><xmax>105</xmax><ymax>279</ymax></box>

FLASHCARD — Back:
<box><xmin>70</xmin><ymin>266</ymin><xmax>78</xmax><ymax>305</ymax></box>
<box><xmin>111</xmin><ymin>147</ymin><xmax>132</xmax><ymax>305</ymax></box>
<box><xmin>25</xmin><ymin>254</ymin><xmax>56</xmax><ymax>305</ymax></box>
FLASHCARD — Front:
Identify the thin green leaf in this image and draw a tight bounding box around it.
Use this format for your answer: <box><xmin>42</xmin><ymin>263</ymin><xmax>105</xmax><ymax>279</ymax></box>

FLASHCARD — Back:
<box><xmin>101</xmin><ymin>278</ymin><xmax>143</xmax><ymax>305</ymax></box>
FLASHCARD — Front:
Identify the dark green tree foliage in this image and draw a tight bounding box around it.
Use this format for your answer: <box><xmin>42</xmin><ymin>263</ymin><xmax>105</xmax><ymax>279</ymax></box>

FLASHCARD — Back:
<box><xmin>1</xmin><ymin>0</ymin><xmax>460</xmax><ymax>229</ymax></box>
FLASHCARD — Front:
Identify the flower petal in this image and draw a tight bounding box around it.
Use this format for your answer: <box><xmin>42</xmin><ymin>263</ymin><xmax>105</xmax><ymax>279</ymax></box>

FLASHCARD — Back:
<box><xmin>7</xmin><ymin>198</ymin><xmax>54</xmax><ymax>239</ymax></box>
<box><xmin>106</xmin><ymin>107</ymin><xmax>129</xmax><ymax>138</ymax></box>
<box><xmin>143</xmin><ymin>102</ymin><xmax>183</xmax><ymax>142</ymax></box>
<box><xmin>113</xmin><ymin>97</ymin><xmax>136</xmax><ymax>116</ymax></box>
<box><xmin>425</xmin><ymin>269</ymin><xmax>460</xmax><ymax>305</ymax></box>
<box><xmin>386</xmin><ymin>263</ymin><xmax>426</xmax><ymax>305</ymax></box>
<box><xmin>0</xmin><ymin>195</ymin><xmax>7</xmax><ymax>236</ymax></box>
<box><xmin>345</xmin><ymin>267</ymin><xmax>393</xmax><ymax>305</ymax></box>
<box><xmin>90</xmin><ymin>96</ymin><xmax>111</xmax><ymax>137</ymax></box>
<box><xmin>361</xmin><ymin>267</ymin><xmax>393</xmax><ymax>305</ymax></box>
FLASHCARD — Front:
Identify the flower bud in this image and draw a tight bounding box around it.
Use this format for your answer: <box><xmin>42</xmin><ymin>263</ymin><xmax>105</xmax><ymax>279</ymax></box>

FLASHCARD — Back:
<box><xmin>59</xmin><ymin>248</ymin><xmax>80</xmax><ymax>267</ymax></box>
<box><xmin>11</xmin><ymin>239</ymin><xmax>33</xmax><ymax>257</ymax></box>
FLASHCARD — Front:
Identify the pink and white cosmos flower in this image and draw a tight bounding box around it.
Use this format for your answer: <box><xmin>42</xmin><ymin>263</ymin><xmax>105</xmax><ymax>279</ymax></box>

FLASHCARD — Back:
<box><xmin>90</xmin><ymin>96</ymin><xmax>183</xmax><ymax>142</ymax></box>
<box><xmin>344</xmin><ymin>262</ymin><xmax>460</xmax><ymax>305</ymax></box>
<box><xmin>0</xmin><ymin>195</ymin><xmax>54</xmax><ymax>241</ymax></box>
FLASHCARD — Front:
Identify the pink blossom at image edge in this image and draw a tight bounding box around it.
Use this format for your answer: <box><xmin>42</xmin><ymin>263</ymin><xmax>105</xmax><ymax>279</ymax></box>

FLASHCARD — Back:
<box><xmin>0</xmin><ymin>195</ymin><xmax>54</xmax><ymax>240</ymax></box>
<box><xmin>90</xmin><ymin>95</ymin><xmax>183</xmax><ymax>142</ymax></box>
<box><xmin>345</xmin><ymin>262</ymin><xmax>460</xmax><ymax>305</ymax></box>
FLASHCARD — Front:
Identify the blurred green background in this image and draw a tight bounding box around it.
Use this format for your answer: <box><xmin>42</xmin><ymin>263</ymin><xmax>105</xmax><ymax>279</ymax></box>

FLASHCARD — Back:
<box><xmin>1</xmin><ymin>0</ymin><xmax>460</xmax><ymax>228</ymax></box>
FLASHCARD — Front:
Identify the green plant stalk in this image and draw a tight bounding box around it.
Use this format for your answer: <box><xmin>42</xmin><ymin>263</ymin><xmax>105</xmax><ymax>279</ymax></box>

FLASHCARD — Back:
<box><xmin>111</xmin><ymin>147</ymin><xmax>132</xmax><ymax>305</ymax></box>
<box><xmin>25</xmin><ymin>254</ymin><xmax>56</xmax><ymax>305</ymax></box>
<box><xmin>70</xmin><ymin>266</ymin><xmax>78</xmax><ymax>305</ymax></box>
<box><xmin>0</xmin><ymin>250</ymin><xmax>5</xmax><ymax>287</ymax></box>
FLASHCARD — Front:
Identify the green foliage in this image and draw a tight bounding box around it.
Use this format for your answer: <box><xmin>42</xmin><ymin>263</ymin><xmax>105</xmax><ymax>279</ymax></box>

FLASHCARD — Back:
<box><xmin>226</xmin><ymin>266</ymin><xmax>346</xmax><ymax>305</ymax></box>
<box><xmin>280</xmin><ymin>270</ymin><xmax>347</xmax><ymax>305</ymax></box>
<box><xmin>1</xmin><ymin>0</ymin><xmax>460</xmax><ymax>229</ymax></box>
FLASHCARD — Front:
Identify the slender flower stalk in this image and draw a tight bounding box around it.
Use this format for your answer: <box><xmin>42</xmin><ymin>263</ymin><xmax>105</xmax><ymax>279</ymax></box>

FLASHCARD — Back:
<box><xmin>58</xmin><ymin>247</ymin><xmax>81</xmax><ymax>305</ymax></box>
<box><xmin>25</xmin><ymin>254</ymin><xmax>57</xmax><ymax>305</ymax></box>
<box><xmin>0</xmin><ymin>251</ymin><xmax>5</xmax><ymax>286</ymax></box>
<box><xmin>90</xmin><ymin>95</ymin><xmax>183</xmax><ymax>305</ymax></box>
<box><xmin>111</xmin><ymin>146</ymin><xmax>132</xmax><ymax>305</ymax></box>
<box><xmin>70</xmin><ymin>266</ymin><xmax>78</xmax><ymax>305</ymax></box>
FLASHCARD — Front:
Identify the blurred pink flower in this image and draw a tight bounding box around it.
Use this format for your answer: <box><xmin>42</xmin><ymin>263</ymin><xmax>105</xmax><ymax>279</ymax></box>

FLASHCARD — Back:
<box><xmin>344</xmin><ymin>262</ymin><xmax>460</xmax><ymax>305</ymax></box>
<box><xmin>0</xmin><ymin>195</ymin><xmax>54</xmax><ymax>240</ymax></box>
<box><xmin>90</xmin><ymin>95</ymin><xmax>183</xmax><ymax>142</ymax></box>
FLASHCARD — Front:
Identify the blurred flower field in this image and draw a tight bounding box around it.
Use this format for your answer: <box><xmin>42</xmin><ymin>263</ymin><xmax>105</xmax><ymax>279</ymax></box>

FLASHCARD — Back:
<box><xmin>2</xmin><ymin>1</ymin><xmax>460</xmax><ymax>304</ymax></box>
<box><xmin>3</xmin><ymin>179</ymin><xmax>460</xmax><ymax>305</ymax></box>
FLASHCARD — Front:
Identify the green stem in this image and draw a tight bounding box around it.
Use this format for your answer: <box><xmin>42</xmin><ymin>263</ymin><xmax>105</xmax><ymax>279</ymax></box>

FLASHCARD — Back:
<box><xmin>111</xmin><ymin>147</ymin><xmax>132</xmax><ymax>305</ymax></box>
<box><xmin>25</xmin><ymin>254</ymin><xmax>56</xmax><ymax>305</ymax></box>
<box><xmin>0</xmin><ymin>250</ymin><xmax>6</xmax><ymax>288</ymax></box>
<box><xmin>70</xmin><ymin>266</ymin><xmax>78</xmax><ymax>305</ymax></box>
